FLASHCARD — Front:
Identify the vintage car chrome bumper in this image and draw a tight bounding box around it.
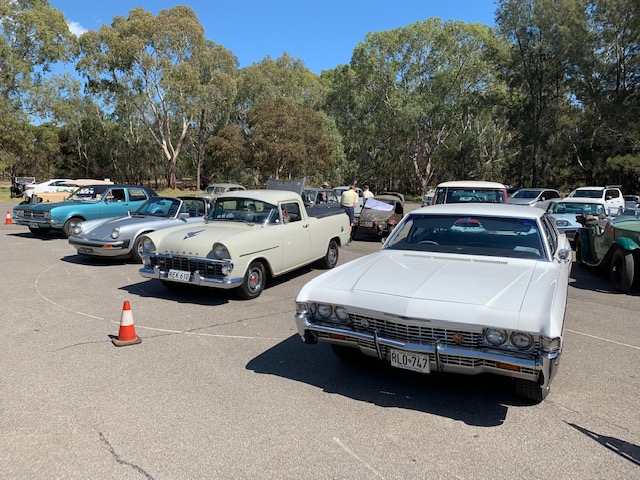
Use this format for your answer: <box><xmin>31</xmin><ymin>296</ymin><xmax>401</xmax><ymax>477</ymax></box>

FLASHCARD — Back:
<box><xmin>68</xmin><ymin>237</ymin><xmax>129</xmax><ymax>257</ymax></box>
<box><xmin>295</xmin><ymin>314</ymin><xmax>560</xmax><ymax>389</ymax></box>
<box><xmin>13</xmin><ymin>218</ymin><xmax>60</xmax><ymax>228</ymax></box>
<box><xmin>139</xmin><ymin>257</ymin><xmax>241</xmax><ymax>289</ymax></box>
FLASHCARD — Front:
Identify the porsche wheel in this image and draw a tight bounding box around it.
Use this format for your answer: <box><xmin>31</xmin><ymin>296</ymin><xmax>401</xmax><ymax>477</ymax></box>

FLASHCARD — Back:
<box><xmin>610</xmin><ymin>248</ymin><xmax>635</xmax><ymax>293</ymax></box>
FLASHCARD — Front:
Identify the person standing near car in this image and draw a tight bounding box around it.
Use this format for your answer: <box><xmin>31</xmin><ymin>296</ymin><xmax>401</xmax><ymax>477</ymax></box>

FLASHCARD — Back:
<box><xmin>341</xmin><ymin>184</ymin><xmax>358</xmax><ymax>243</ymax></box>
<box><xmin>363</xmin><ymin>184</ymin><xmax>374</xmax><ymax>203</ymax></box>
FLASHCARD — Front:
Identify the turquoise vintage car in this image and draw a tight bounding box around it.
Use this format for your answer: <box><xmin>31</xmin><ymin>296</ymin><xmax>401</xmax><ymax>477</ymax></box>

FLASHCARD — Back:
<box><xmin>575</xmin><ymin>213</ymin><xmax>640</xmax><ymax>292</ymax></box>
<box><xmin>12</xmin><ymin>184</ymin><xmax>157</xmax><ymax>238</ymax></box>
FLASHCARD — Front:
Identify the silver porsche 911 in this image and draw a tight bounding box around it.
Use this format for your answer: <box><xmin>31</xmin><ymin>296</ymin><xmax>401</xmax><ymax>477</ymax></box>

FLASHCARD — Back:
<box><xmin>68</xmin><ymin>196</ymin><xmax>209</xmax><ymax>262</ymax></box>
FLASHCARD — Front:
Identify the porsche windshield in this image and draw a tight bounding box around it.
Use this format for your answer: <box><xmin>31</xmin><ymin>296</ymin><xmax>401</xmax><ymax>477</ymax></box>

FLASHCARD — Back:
<box><xmin>385</xmin><ymin>214</ymin><xmax>546</xmax><ymax>260</ymax></box>
<box><xmin>134</xmin><ymin>198</ymin><xmax>181</xmax><ymax>217</ymax></box>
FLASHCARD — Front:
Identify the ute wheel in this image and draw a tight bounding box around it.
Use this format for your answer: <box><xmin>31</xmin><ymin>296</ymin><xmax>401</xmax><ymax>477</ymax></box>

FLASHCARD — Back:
<box><xmin>236</xmin><ymin>261</ymin><xmax>266</xmax><ymax>300</ymax></box>
<box><xmin>514</xmin><ymin>378</ymin><xmax>550</xmax><ymax>403</ymax></box>
<box><xmin>610</xmin><ymin>248</ymin><xmax>635</xmax><ymax>293</ymax></box>
<box><xmin>331</xmin><ymin>344</ymin><xmax>362</xmax><ymax>362</ymax></box>
<box><xmin>62</xmin><ymin>217</ymin><xmax>82</xmax><ymax>239</ymax></box>
<box><xmin>28</xmin><ymin>226</ymin><xmax>50</xmax><ymax>236</ymax></box>
<box><xmin>318</xmin><ymin>240</ymin><xmax>339</xmax><ymax>269</ymax></box>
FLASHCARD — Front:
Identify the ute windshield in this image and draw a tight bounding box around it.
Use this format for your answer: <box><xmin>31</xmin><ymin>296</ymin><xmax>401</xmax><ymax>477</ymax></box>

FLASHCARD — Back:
<box><xmin>209</xmin><ymin>197</ymin><xmax>278</xmax><ymax>224</ymax></box>
<box><xmin>385</xmin><ymin>213</ymin><xmax>546</xmax><ymax>260</ymax></box>
<box><xmin>66</xmin><ymin>185</ymin><xmax>110</xmax><ymax>202</ymax></box>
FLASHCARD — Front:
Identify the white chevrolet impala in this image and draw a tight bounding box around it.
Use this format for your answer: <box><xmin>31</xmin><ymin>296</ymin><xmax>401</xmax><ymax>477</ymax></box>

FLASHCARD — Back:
<box><xmin>295</xmin><ymin>203</ymin><xmax>572</xmax><ymax>402</ymax></box>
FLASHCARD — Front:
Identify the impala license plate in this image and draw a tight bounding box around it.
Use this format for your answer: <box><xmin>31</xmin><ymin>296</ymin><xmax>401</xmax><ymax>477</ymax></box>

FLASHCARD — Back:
<box><xmin>168</xmin><ymin>269</ymin><xmax>191</xmax><ymax>282</ymax></box>
<box><xmin>390</xmin><ymin>349</ymin><xmax>430</xmax><ymax>373</ymax></box>
<box><xmin>360</xmin><ymin>221</ymin><xmax>373</xmax><ymax>227</ymax></box>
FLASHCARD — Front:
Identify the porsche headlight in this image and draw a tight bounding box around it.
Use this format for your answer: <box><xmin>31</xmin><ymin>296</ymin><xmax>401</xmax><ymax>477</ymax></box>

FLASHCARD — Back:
<box><xmin>555</xmin><ymin>219</ymin><xmax>570</xmax><ymax>227</ymax></box>
<box><xmin>510</xmin><ymin>332</ymin><xmax>534</xmax><ymax>350</ymax></box>
<box><xmin>484</xmin><ymin>328</ymin><xmax>508</xmax><ymax>346</ymax></box>
<box><xmin>72</xmin><ymin>222</ymin><xmax>83</xmax><ymax>235</ymax></box>
<box><xmin>110</xmin><ymin>226</ymin><xmax>120</xmax><ymax>239</ymax></box>
<box><xmin>213</xmin><ymin>243</ymin><xmax>230</xmax><ymax>259</ymax></box>
<box><xmin>141</xmin><ymin>236</ymin><xmax>156</xmax><ymax>253</ymax></box>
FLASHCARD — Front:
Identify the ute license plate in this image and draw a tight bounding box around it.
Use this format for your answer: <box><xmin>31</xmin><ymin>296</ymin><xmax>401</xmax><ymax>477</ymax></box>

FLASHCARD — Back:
<box><xmin>360</xmin><ymin>221</ymin><xmax>373</xmax><ymax>227</ymax></box>
<box><xmin>168</xmin><ymin>269</ymin><xmax>191</xmax><ymax>282</ymax></box>
<box><xmin>390</xmin><ymin>349</ymin><xmax>430</xmax><ymax>373</ymax></box>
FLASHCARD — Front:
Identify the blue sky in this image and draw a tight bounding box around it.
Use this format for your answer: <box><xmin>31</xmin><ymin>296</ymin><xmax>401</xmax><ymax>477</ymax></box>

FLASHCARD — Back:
<box><xmin>50</xmin><ymin>1</ymin><xmax>498</xmax><ymax>74</ymax></box>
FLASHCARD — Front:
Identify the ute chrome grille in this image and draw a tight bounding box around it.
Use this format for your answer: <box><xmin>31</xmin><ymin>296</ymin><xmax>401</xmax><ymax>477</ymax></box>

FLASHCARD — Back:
<box><xmin>349</xmin><ymin>313</ymin><xmax>482</xmax><ymax>348</ymax></box>
<box><xmin>19</xmin><ymin>210</ymin><xmax>47</xmax><ymax>219</ymax></box>
<box><xmin>150</xmin><ymin>255</ymin><xmax>224</xmax><ymax>277</ymax></box>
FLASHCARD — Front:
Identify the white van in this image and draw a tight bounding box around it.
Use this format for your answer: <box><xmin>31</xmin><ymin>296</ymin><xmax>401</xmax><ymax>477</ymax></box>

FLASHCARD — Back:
<box><xmin>432</xmin><ymin>181</ymin><xmax>508</xmax><ymax>204</ymax></box>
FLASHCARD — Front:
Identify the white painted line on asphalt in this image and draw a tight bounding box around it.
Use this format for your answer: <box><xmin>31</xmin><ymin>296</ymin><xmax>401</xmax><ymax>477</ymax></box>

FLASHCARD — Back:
<box><xmin>565</xmin><ymin>329</ymin><xmax>640</xmax><ymax>350</ymax></box>
<box><xmin>35</xmin><ymin>263</ymin><xmax>281</xmax><ymax>341</ymax></box>
<box><xmin>333</xmin><ymin>437</ymin><xmax>385</xmax><ymax>479</ymax></box>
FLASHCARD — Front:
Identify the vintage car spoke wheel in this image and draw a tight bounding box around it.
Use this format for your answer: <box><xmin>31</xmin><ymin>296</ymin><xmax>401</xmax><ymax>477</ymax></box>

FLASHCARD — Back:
<box><xmin>237</xmin><ymin>261</ymin><xmax>266</xmax><ymax>300</ymax></box>
<box><xmin>318</xmin><ymin>240</ymin><xmax>339</xmax><ymax>269</ymax></box>
<box><xmin>62</xmin><ymin>217</ymin><xmax>82</xmax><ymax>239</ymax></box>
<box><xmin>28</xmin><ymin>226</ymin><xmax>50</xmax><ymax>236</ymax></box>
<box><xmin>610</xmin><ymin>248</ymin><xmax>635</xmax><ymax>293</ymax></box>
<box><xmin>514</xmin><ymin>378</ymin><xmax>550</xmax><ymax>403</ymax></box>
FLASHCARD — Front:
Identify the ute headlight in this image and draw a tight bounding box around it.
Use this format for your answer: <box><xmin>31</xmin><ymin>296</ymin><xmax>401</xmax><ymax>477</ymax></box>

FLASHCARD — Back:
<box><xmin>555</xmin><ymin>219</ymin><xmax>570</xmax><ymax>227</ymax></box>
<box><xmin>110</xmin><ymin>226</ymin><xmax>120</xmax><ymax>239</ymax></box>
<box><xmin>43</xmin><ymin>211</ymin><xmax>51</xmax><ymax>219</ymax></box>
<box><xmin>221</xmin><ymin>264</ymin><xmax>232</xmax><ymax>275</ymax></box>
<box><xmin>334</xmin><ymin>306</ymin><xmax>350</xmax><ymax>322</ymax></box>
<box><xmin>510</xmin><ymin>332</ymin><xmax>534</xmax><ymax>350</ymax></box>
<box><xmin>213</xmin><ymin>243</ymin><xmax>230</xmax><ymax>259</ymax></box>
<box><xmin>316</xmin><ymin>303</ymin><xmax>332</xmax><ymax>319</ymax></box>
<box><xmin>72</xmin><ymin>222</ymin><xmax>83</xmax><ymax>235</ymax></box>
<box><xmin>142</xmin><ymin>236</ymin><xmax>156</xmax><ymax>253</ymax></box>
<box><xmin>13</xmin><ymin>209</ymin><xmax>24</xmax><ymax>218</ymax></box>
<box><xmin>484</xmin><ymin>328</ymin><xmax>508</xmax><ymax>346</ymax></box>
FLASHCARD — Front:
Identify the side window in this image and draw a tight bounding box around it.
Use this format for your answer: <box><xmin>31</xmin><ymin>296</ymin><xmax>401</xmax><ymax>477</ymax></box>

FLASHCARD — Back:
<box><xmin>128</xmin><ymin>188</ymin><xmax>148</xmax><ymax>202</ymax></box>
<box><xmin>549</xmin><ymin>191</ymin><xmax>560</xmax><ymax>199</ymax></box>
<box><xmin>281</xmin><ymin>202</ymin><xmax>301</xmax><ymax>223</ymax></box>
<box><xmin>541</xmin><ymin>215</ymin><xmax>558</xmax><ymax>256</ymax></box>
<box><xmin>106</xmin><ymin>188</ymin><xmax>126</xmax><ymax>202</ymax></box>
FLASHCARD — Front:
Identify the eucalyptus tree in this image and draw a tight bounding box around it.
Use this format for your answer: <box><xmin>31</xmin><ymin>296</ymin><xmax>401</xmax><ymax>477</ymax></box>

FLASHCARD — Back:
<box><xmin>0</xmin><ymin>0</ymin><xmax>73</xmax><ymax>176</ymax></box>
<box><xmin>77</xmin><ymin>6</ymin><xmax>237</xmax><ymax>188</ymax></box>
<box><xmin>327</xmin><ymin>19</ymin><xmax>509</xmax><ymax>193</ymax></box>
<box><xmin>496</xmin><ymin>0</ymin><xmax>587</xmax><ymax>188</ymax></box>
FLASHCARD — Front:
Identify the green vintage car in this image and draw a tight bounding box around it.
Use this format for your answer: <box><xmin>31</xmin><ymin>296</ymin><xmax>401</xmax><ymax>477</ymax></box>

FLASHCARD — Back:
<box><xmin>575</xmin><ymin>213</ymin><xmax>640</xmax><ymax>292</ymax></box>
<box><xmin>12</xmin><ymin>184</ymin><xmax>157</xmax><ymax>238</ymax></box>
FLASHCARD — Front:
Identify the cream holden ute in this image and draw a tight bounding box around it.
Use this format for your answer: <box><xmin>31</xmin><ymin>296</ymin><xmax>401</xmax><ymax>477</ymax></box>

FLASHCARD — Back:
<box><xmin>295</xmin><ymin>203</ymin><xmax>572</xmax><ymax>402</ymax></box>
<box><xmin>139</xmin><ymin>190</ymin><xmax>351</xmax><ymax>299</ymax></box>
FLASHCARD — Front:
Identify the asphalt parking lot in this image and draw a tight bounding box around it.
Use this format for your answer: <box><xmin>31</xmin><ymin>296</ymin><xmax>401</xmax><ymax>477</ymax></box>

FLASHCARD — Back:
<box><xmin>1</xmin><ymin>200</ymin><xmax>639</xmax><ymax>479</ymax></box>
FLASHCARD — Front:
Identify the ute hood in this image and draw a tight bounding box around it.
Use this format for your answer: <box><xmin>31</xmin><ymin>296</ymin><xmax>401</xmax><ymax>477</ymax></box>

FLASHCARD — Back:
<box><xmin>298</xmin><ymin>250</ymin><xmax>555</xmax><ymax>332</ymax></box>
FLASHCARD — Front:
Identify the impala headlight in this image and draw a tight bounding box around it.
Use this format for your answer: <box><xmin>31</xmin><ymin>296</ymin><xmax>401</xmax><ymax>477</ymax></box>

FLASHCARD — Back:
<box><xmin>555</xmin><ymin>219</ymin><xmax>570</xmax><ymax>227</ymax></box>
<box><xmin>316</xmin><ymin>303</ymin><xmax>332</xmax><ymax>319</ymax></box>
<box><xmin>141</xmin><ymin>236</ymin><xmax>156</xmax><ymax>253</ymax></box>
<box><xmin>510</xmin><ymin>332</ymin><xmax>534</xmax><ymax>350</ymax></box>
<box><xmin>334</xmin><ymin>306</ymin><xmax>350</xmax><ymax>322</ymax></box>
<box><xmin>110</xmin><ymin>226</ymin><xmax>120</xmax><ymax>239</ymax></box>
<box><xmin>484</xmin><ymin>328</ymin><xmax>508</xmax><ymax>346</ymax></box>
<box><xmin>72</xmin><ymin>222</ymin><xmax>83</xmax><ymax>235</ymax></box>
<box><xmin>213</xmin><ymin>243</ymin><xmax>230</xmax><ymax>259</ymax></box>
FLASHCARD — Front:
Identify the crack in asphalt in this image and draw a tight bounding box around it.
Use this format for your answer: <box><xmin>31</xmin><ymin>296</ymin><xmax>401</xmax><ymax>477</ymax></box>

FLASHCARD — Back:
<box><xmin>99</xmin><ymin>432</ymin><xmax>155</xmax><ymax>479</ymax></box>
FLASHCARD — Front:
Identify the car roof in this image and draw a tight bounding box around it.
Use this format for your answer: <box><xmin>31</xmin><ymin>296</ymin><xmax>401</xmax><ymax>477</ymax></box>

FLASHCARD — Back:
<box><xmin>436</xmin><ymin>180</ymin><xmax>506</xmax><ymax>188</ymax></box>
<box><xmin>217</xmin><ymin>189</ymin><xmax>302</xmax><ymax>204</ymax></box>
<box><xmin>206</xmin><ymin>183</ymin><xmax>245</xmax><ymax>188</ymax></box>
<box><xmin>555</xmin><ymin>197</ymin><xmax>607</xmax><ymax>204</ymax></box>
<box><xmin>410</xmin><ymin>203</ymin><xmax>544</xmax><ymax>219</ymax></box>
<box><xmin>514</xmin><ymin>187</ymin><xmax>556</xmax><ymax>192</ymax></box>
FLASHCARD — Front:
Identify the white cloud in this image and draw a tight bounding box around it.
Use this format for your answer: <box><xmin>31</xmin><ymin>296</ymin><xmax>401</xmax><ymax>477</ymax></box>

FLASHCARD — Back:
<box><xmin>67</xmin><ymin>21</ymin><xmax>88</xmax><ymax>37</ymax></box>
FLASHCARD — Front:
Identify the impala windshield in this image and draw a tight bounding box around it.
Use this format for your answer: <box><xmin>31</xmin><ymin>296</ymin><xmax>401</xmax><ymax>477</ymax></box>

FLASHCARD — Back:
<box><xmin>385</xmin><ymin>214</ymin><xmax>546</xmax><ymax>260</ymax></box>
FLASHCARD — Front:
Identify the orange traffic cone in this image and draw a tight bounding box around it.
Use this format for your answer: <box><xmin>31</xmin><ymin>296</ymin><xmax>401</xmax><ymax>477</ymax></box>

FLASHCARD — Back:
<box><xmin>112</xmin><ymin>300</ymin><xmax>142</xmax><ymax>347</ymax></box>
<box><xmin>5</xmin><ymin>211</ymin><xmax>12</xmax><ymax>224</ymax></box>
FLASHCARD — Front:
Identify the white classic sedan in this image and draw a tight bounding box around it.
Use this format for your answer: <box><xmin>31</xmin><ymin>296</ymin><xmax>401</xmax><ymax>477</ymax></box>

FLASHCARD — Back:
<box><xmin>295</xmin><ymin>203</ymin><xmax>572</xmax><ymax>402</ymax></box>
